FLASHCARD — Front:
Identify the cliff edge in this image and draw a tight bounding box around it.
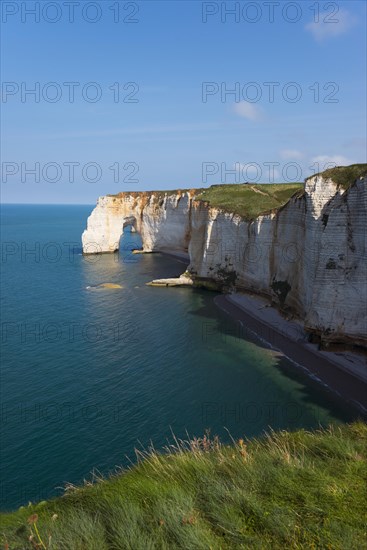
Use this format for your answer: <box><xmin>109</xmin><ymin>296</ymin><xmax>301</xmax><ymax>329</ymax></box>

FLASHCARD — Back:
<box><xmin>82</xmin><ymin>165</ymin><xmax>367</xmax><ymax>349</ymax></box>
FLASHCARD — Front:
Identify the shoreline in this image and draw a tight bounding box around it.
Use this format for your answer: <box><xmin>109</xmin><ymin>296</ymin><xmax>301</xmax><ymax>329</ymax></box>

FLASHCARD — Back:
<box><xmin>158</xmin><ymin>249</ymin><xmax>190</xmax><ymax>263</ymax></box>
<box><xmin>214</xmin><ymin>293</ymin><xmax>367</xmax><ymax>417</ymax></box>
<box><xmin>157</xmin><ymin>250</ymin><xmax>367</xmax><ymax>415</ymax></box>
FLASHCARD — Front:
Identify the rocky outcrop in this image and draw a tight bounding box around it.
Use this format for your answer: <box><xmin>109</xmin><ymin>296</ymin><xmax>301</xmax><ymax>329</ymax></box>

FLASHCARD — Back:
<box><xmin>82</xmin><ymin>175</ymin><xmax>367</xmax><ymax>348</ymax></box>
<box><xmin>82</xmin><ymin>191</ymin><xmax>193</xmax><ymax>255</ymax></box>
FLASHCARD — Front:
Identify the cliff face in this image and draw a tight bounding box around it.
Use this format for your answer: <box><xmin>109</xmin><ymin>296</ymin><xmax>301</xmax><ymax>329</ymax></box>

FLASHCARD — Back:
<box><xmin>82</xmin><ymin>176</ymin><xmax>366</xmax><ymax>348</ymax></box>
<box><xmin>82</xmin><ymin>191</ymin><xmax>193</xmax><ymax>255</ymax></box>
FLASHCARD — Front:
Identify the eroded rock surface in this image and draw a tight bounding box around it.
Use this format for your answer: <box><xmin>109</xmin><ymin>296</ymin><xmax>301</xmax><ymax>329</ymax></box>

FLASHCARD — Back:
<box><xmin>82</xmin><ymin>176</ymin><xmax>366</xmax><ymax>347</ymax></box>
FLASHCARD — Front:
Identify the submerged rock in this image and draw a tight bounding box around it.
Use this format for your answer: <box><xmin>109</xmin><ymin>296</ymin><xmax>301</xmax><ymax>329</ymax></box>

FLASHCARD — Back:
<box><xmin>86</xmin><ymin>283</ymin><xmax>122</xmax><ymax>290</ymax></box>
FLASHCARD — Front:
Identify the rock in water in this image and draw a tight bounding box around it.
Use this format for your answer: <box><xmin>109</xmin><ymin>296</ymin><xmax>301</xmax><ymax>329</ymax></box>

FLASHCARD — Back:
<box><xmin>87</xmin><ymin>283</ymin><xmax>122</xmax><ymax>290</ymax></box>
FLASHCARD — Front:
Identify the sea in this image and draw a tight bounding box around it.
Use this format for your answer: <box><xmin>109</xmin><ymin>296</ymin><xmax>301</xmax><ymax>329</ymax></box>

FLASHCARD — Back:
<box><xmin>0</xmin><ymin>204</ymin><xmax>357</xmax><ymax>511</ymax></box>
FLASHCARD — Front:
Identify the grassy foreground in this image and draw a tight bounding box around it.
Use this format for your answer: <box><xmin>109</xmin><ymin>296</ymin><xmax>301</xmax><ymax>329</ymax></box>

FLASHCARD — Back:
<box><xmin>195</xmin><ymin>183</ymin><xmax>303</xmax><ymax>220</ymax></box>
<box><xmin>1</xmin><ymin>423</ymin><xmax>366</xmax><ymax>549</ymax></box>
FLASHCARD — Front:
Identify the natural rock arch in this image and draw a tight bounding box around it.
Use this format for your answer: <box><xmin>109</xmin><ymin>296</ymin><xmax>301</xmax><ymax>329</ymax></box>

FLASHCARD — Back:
<box><xmin>122</xmin><ymin>216</ymin><xmax>138</xmax><ymax>233</ymax></box>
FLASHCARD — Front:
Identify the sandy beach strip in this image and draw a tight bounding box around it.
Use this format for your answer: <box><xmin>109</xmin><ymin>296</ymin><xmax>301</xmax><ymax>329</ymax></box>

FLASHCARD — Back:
<box><xmin>214</xmin><ymin>293</ymin><xmax>367</xmax><ymax>416</ymax></box>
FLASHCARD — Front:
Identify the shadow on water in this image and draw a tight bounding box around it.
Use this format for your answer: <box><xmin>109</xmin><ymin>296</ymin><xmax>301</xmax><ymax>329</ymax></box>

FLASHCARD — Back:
<box><xmin>118</xmin><ymin>224</ymin><xmax>143</xmax><ymax>256</ymax></box>
<box><xmin>80</xmin><ymin>235</ymin><xmax>359</xmax><ymax>432</ymax></box>
<box><xmin>186</xmin><ymin>289</ymin><xmax>359</xmax><ymax>425</ymax></box>
<box><xmin>1</xmin><ymin>208</ymin><xmax>361</xmax><ymax>511</ymax></box>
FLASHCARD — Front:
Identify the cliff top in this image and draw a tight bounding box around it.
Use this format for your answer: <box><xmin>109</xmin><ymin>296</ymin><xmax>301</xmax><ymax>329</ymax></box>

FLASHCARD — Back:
<box><xmin>195</xmin><ymin>183</ymin><xmax>303</xmax><ymax>220</ymax></box>
<box><xmin>107</xmin><ymin>164</ymin><xmax>366</xmax><ymax>220</ymax></box>
<box><xmin>306</xmin><ymin>163</ymin><xmax>367</xmax><ymax>190</ymax></box>
<box><xmin>108</xmin><ymin>189</ymin><xmax>196</xmax><ymax>199</ymax></box>
<box><xmin>109</xmin><ymin>184</ymin><xmax>303</xmax><ymax>220</ymax></box>
<box><xmin>197</xmin><ymin>164</ymin><xmax>366</xmax><ymax>218</ymax></box>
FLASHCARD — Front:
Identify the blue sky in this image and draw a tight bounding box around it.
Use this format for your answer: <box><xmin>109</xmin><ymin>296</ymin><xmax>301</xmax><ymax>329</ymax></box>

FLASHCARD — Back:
<box><xmin>1</xmin><ymin>0</ymin><xmax>366</xmax><ymax>203</ymax></box>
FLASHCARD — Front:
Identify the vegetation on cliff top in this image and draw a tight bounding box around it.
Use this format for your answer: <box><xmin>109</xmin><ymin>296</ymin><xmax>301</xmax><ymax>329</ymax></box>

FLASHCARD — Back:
<box><xmin>1</xmin><ymin>422</ymin><xmax>366</xmax><ymax>549</ymax></box>
<box><xmin>306</xmin><ymin>163</ymin><xmax>367</xmax><ymax>190</ymax></box>
<box><xmin>108</xmin><ymin>165</ymin><xmax>366</xmax><ymax>220</ymax></box>
<box><xmin>108</xmin><ymin>183</ymin><xmax>302</xmax><ymax>221</ymax></box>
<box><xmin>108</xmin><ymin>189</ymin><xmax>196</xmax><ymax>200</ymax></box>
<box><xmin>195</xmin><ymin>183</ymin><xmax>303</xmax><ymax>220</ymax></box>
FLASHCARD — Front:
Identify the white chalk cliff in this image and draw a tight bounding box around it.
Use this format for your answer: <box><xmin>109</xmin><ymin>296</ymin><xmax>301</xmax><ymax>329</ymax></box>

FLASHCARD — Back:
<box><xmin>82</xmin><ymin>175</ymin><xmax>367</xmax><ymax>348</ymax></box>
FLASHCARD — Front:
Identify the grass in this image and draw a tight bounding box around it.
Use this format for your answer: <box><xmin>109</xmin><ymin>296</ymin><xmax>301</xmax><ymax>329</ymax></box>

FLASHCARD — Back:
<box><xmin>195</xmin><ymin>183</ymin><xmax>303</xmax><ymax>220</ymax></box>
<box><xmin>107</xmin><ymin>183</ymin><xmax>303</xmax><ymax>221</ymax></box>
<box><xmin>1</xmin><ymin>422</ymin><xmax>366</xmax><ymax>549</ymax></box>
<box><xmin>106</xmin><ymin>164</ymin><xmax>366</xmax><ymax>220</ymax></box>
<box><xmin>108</xmin><ymin>188</ymin><xmax>198</xmax><ymax>199</ymax></box>
<box><xmin>306</xmin><ymin>164</ymin><xmax>367</xmax><ymax>190</ymax></box>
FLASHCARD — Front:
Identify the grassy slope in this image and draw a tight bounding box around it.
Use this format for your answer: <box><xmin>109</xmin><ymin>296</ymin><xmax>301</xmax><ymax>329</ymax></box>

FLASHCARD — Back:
<box><xmin>108</xmin><ymin>183</ymin><xmax>303</xmax><ymax>221</ymax></box>
<box><xmin>195</xmin><ymin>183</ymin><xmax>303</xmax><ymax>220</ymax></box>
<box><xmin>1</xmin><ymin>423</ymin><xmax>366</xmax><ymax>549</ymax></box>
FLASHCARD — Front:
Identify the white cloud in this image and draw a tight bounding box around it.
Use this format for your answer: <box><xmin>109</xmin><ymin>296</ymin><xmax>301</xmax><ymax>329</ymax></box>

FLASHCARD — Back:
<box><xmin>305</xmin><ymin>9</ymin><xmax>356</xmax><ymax>41</ymax></box>
<box><xmin>311</xmin><ymin>155</ymin><xmax>352</xmax><ymax>170</ymax></box>
<box><xmin>280</xmin><ymin>149</ymin><xmax>304</xmax><ymax>160</ymax></box>
<box><xmin>233</xmin><ymin>101</ymin><xmax>263</xmax><ymax>121</ymax></box>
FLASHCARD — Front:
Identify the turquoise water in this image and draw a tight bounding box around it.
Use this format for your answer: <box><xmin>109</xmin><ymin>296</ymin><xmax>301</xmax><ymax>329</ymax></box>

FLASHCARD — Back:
<box><xmin>0</xmin><ymin>205</ymin><xmax>355</xmax><ymax>510</ymax></box>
